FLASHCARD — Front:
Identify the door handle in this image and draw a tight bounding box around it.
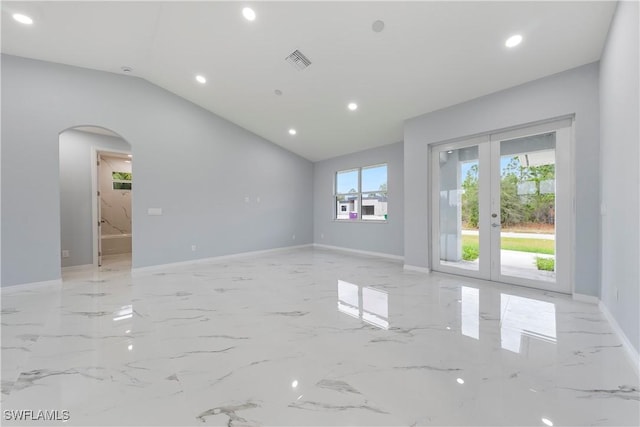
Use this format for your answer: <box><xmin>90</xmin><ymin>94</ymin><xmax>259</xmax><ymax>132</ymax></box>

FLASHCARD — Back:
<box><xmin>492</xmin><ymin>223</ymin><xmax>500</xmax><ymax>228</ymax></box>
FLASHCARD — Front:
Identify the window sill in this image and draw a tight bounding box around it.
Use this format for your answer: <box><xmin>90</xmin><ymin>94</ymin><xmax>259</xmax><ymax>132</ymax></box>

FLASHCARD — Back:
<box><xmin>333</xmin><ymin>219</ymin><xmax>388</xmax><ymax>224</ymax></box>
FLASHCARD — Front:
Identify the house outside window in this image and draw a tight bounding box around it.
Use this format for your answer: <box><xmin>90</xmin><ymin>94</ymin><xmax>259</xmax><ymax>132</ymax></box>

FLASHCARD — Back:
<box><xmin>335</xmin><ymin>164</ymin><xmax>387</xmax><ymax>221</ymax></box>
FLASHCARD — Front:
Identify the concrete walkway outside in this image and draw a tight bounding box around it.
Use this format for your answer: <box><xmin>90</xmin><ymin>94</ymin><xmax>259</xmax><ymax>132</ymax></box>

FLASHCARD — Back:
<box><xmin>501</xmin><ymin>250</ymin><xmax>555</xmax><ymax>282</ymax></box>
<box><xmin>441</xmin><ymin>250</ymin><xmax>555</xmax><ymax>282</ymax></box>
<box><xmin>461</xmin><ymin>229</ymin><xmax>555</xmax><ymax>240</ymax></box>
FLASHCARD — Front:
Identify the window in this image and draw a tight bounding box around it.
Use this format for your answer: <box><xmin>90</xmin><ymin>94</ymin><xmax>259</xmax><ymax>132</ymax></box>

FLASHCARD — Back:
<box><xmin>335</xmin><ymin>164</ymin><xmax>387</xmax><ymax>221</ymax></box>
<box><xmin>112</xmin><ymin>171</ymin><xmax>132</xmax><ymax>190</ymax></box>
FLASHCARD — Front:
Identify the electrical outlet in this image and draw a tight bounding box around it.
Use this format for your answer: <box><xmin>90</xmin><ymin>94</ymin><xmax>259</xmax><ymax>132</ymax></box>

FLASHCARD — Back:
<box><xmin>320</xmin><ymin>233</ymin><xmax>324</xmax><ymax>239</ymax></box>
<box><xmin>191</xmin><ymin>245</ymin><xmax>197</xmax><ymax>252</ymax></box>
<box><xmin>256</xmin><ymin>196</ymin><xmax>261</xmax><ymax>203</ymax></box>
<box><xmin>62</xmin><ymin>250</ymin><xmax>70</xmax><ymax>258</ymax></box>
<box><xmin>292</xmin><ymin>234</ymin><xmax>296</xmax><ymax>240</ymax></box>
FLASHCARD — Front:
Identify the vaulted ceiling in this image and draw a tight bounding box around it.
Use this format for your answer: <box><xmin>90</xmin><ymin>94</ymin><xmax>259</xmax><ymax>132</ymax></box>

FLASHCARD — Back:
<box><xmin>1</xmin><ymin>1</ymin><xmax>616</xmax><ymax>161</ymax></box>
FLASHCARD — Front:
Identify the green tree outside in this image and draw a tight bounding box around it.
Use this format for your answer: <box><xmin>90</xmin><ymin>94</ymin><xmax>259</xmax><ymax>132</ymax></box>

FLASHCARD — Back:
<box><xmin>460</xmin><ymin>157</ymin><xmax>555</xmax><ymax>229</ymax></box>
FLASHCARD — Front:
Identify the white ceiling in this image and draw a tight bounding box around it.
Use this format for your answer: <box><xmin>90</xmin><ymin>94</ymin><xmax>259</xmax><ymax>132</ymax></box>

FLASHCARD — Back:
<box><xmin>1</xmin><ymin>1</ymin><xmax>615</xmax><ymax>161</ymax></box>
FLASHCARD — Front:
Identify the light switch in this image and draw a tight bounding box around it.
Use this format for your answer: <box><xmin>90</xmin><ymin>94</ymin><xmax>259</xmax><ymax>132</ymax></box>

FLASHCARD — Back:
<box><xmin>148</xmin><ymin>208</ymin><xmax>162</xmax><ymax>216</ymax></box>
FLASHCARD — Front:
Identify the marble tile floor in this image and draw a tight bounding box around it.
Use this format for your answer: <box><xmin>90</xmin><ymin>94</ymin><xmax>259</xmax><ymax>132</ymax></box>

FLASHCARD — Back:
<box><xmin>59</xmin><ymin>253</ymin><xmax>132</xmax><ymax>284</ymax></box>
<box><xmin>99</xmin><ymin>253</ymin><xmax>132</xmax><ymax>271</ymax></box>
<box><xmin>1</xmin><ymin>247</ymin><xmax>638</xmax><ymax>426</ymax></box>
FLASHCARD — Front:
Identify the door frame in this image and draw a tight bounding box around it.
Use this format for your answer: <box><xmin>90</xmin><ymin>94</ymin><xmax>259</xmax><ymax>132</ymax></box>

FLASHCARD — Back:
<box><xmin>91</xmin><ymin>147</ymin><xmax>132</xmax><ymax>267</ymax></box>
<box><xmin>430</xmin><ymin>116</ymin><xmax>576</xmax><ymax>294</ymax></box>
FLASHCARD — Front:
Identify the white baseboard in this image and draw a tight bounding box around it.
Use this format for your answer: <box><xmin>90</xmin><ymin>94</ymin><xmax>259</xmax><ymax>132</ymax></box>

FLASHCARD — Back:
<box><xmin>599</xmin><ymin>301</ymin><xmax>640</xmax><ymax>377</ymax></box>
<box><xmin>572</xmin><ymin>293</ymin><xmax>599</xmax><ymax>304</ymax></box>
<box><xmin>312</xmin><ymin>243</ymin><xmax>404</xmax><ymax>261</ymax></box>
<box><xmin>132</xmin><ymin>244</ymin><xmax>313</xmax><ymax>275</ymax></box>
<box><xmin>62</xmin><ymin>263</ymin><xmax>95</xmax><ymax>272</ymax></box>
<box><xmin>1</xmin><ymin>278</ymin><xmax>62</xmax><ymax>294</ymax></box>
<box><xmin>403</xmin><ymin>264</ymin><xmax>431</xmax><ymax>274</ymax></box>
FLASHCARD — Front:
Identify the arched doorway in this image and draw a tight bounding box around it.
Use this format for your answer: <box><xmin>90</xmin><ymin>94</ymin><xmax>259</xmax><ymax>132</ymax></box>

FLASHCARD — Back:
<box><xmin>59</xmin><ymin>126</ymin><xmax>133</xmax><ymax>272</ymax></box>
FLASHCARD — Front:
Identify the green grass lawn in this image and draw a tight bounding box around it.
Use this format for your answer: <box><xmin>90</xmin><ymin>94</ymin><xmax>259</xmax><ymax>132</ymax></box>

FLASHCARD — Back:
<box><xmin>536</xmin><ymin>257</ymin><xmax>555</xmax><ymax>271</ymax></box>
<box><xmin>462</xmin><ymin>234</ymin><xmax>555</xmax><ymax>255</ymax></box>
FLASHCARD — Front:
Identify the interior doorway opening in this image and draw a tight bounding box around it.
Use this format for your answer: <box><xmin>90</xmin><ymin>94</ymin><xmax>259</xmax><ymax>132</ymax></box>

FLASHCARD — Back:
<box><xmin>97</xmin><ymin>150</ymin><xmax>133</xmax><ymax>268</ymax></box>
<box><xmin>59</xmin><ymin>126</ymin><xmax>132</xmax><ymax>273</ymax></box>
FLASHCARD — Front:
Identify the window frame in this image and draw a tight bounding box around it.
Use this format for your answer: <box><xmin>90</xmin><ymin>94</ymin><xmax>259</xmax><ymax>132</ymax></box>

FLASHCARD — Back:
<box><xmin>334</xmin><ymin>163</ymin><xmax>388</xmax><ymax>223</ymax></box>
<box><xmin>112</xmin><ymin>171</ymin><xmax>132</xmax><ymax>191</ymax></box>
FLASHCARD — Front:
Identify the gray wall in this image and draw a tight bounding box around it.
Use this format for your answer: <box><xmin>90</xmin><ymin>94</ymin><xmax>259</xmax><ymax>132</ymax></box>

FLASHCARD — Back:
<box><xmin>313</xmin><ymin>142</ymin><xmax>404</xmax><ymax>256</ymax></box>
<box><xmin>599</xmin><ymin>1</ymin><xmax>639</xmax><ymax>353</ymax></box>
<box><xmin>404</xmin><ymin>62</ymin><xmax>601</xmax><ymax>296</ymax></box>
<box><xmin>1</xmin><ymin>54</ymin><xmax>313</xmax><ymax>287</ymax></box>
<box><xmin>59</xmin><ymin>130</ymin><xmax>131</xmax><ymax>268</ymax></box>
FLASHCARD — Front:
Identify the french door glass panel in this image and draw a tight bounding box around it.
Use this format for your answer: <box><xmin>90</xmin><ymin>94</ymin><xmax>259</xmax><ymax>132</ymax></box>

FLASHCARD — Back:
<box><xmin>497</xmin><ymin>133</ymin><xmax>556</xmax><ymax>283</ymax></box>
<box><xmin>438</xmin><ymin>146</ymin><xmax>480</xmax><ymax>272</ymax></box>
<box><xmin>432</xmin><ymin>138</ymin><xmax>490</xmax><ymax>280</ymax></box>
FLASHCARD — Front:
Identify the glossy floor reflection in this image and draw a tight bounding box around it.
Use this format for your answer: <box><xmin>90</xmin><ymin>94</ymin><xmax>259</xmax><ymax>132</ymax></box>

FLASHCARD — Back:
<box><xmin>1</xmin><ymin>247</ymin><xmax>638</xmax><ymax>426</ymax></box>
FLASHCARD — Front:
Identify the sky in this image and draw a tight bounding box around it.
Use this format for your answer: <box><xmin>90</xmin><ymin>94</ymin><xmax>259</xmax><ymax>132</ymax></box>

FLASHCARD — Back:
<box><xmin>337</xmin><ymin>165</ymin><xmax>387</xmax><ymax>193</ymax></box>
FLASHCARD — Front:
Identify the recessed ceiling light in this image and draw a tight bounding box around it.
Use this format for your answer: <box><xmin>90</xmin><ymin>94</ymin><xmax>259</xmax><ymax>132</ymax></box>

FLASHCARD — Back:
<box><xmin>127</xmin><ymin>154</ymin><xmax>132</xmax><ymax>158</ymax></box>
<box><xmin>348</xmin><ymin>102</ymin><xmax>358</xmax><ymax>111</ymax></box>
<box><xmin>505</xmin><ymin>34</ymin><xmax>523</xmax><ymax>48</ymax></box>
<box><xmin>541</xmin><ymin>418</ymin><xmax>553</xmax><ymax>427</ymax></box>
<box><xmin>274</xmin><ymin>89</ymin><xmax>283</xmax><ymax>96</ymax></box>
<box><xmin>456</xmin><ymin>378</ymin><xmax>465</xmax><ymax>384</ymax></box>
<box><xmin>13</xmin><ymin>13</ymin><xmax>33</xmax><ymax>25</ymax></box>
<box><xmin>242</xmin><ymin>7</ymin><xmax>256</xmax><ymax>21</ymax></box>
<box><xmin>195</xmin><ymin>75</ymin><xmax>207</xmax><ymax>84</ymax></box>
<box><xmin>372</xmin><ymin>20</ymin><xmax>385</xmax><ymax>33</ymax></box>
<box><xmin>289</xmin><ymin>129</ymin><xmax>297</xmax><ymax>135</ymax></box>
<box><xmin>291</xmin><ymin>380</ymin><xmax>298</xmax><ymax>388</ymax></box>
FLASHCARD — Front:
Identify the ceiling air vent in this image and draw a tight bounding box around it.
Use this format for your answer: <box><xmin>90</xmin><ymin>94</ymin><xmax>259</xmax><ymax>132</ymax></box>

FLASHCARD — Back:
<box><xmin>285</xmin><ymin>49</ymin><xmax>312</xmax><ymax>71</ymax></box>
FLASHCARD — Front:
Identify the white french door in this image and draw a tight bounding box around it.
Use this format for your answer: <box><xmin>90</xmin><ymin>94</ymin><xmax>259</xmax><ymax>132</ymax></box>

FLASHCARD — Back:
<box><xmin>431</xmin><ymin>119</ymin><xmax>573</xmax><ymax>293</ymax></box>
